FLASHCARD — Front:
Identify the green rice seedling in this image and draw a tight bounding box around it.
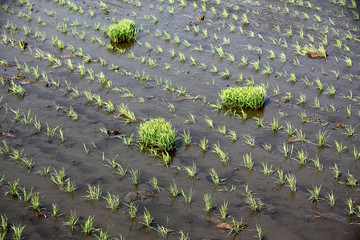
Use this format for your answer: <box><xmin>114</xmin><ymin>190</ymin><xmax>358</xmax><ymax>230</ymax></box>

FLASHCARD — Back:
<box><xmin>296</xmin><ymin>94</ymin><xmax>307</xmax><ymax>104</ymax></box>
<box><xmin>260</xmin><ymin>162</ymin><xmax>273</xmax><ymax>176</ymax></box>
<box><xmin>326</xmin><ymin>191</ymin><xmax>335</xmax><ymax>207</ymax></box>
<box><xmin>51</xmin><ymin>168</ymin><xmax>67</xmax><ymax>189</ymax></box>
<box><xmin>228</xmin><ymin>218</ymin><xmax>246</xmax><ymax>235</ymax></box>
<box><xmin>37</xmin><ymin>166</ymin><xmax>50</xmax><ymax>177</ymax></box>
<box><xmin>199</xmin><ymin>137</ymin><xmax>209</xmax><ymax>152</ymax></box>
<box><xmin>181</xmin><ymin>130</ymin><xmax>192</xmax><ymax>146</ymax></box>
<box><xmin>354</xmin><ymin>146</ymin><xmax>360</xmax><ymax>160</ymax></box>
<box><xmin>247</xmin><ymin>195</ymin><xmax>264</xmax><ymax>212</ymax></box>
<box><xmin>66</xmin><ymin>179</ymin><xmax>77</xmax><ymax>193</ymax></box>
<box><xmin>311</xmin><ymin>155</ymin><xmax>323</xmax><ymax>172</ymax></box>
<box><xmin>316</xmin><ymin>130</ymin><xmax>329</xmax><ymax>147</ymax></box>
<box><xmin>256</xmin><ymin>225</ymin><xmax>263</xmax><ymax>240</ymax></box>
<box><xmin>262</xmin><ymin>143</ymin><xmax>272</xmax><ymax>152</ymax></box>
<box><xmin>308</xmin><ymin>186</ymin><xmax>321</xmax><ymax>202</ymax></box>
<box><xmin>10</xmin><ymin>149</ymin><xmax>23</xmax><ymax>162</ymax></box>
<box><xmin>139</xmin><ymin>118</ymin><xmax>177</xmax><ymax>151</ymax></box>
<box><xmin>10</xmin><ymin>81</ymin><xmax>26</xmax><ymax>97</ymax></box>
<box><xmin>346</xmin><ymin>171</ymin><xmax>357</xmax><ymax>187</ymax></box>
<box><xmin>149</xmin><ymin>177</ymin><xmax>161</xmax><ymax>191</ymax></box>
<box><xmin>335</xmin><ymin>140</ymin><xmax>347</xmax><ymax>153</ymax></box>
<box><xmin>126</xmin><ymin>202</ymin><xmax>138</xmax><ymax>219</ymax></box>
<box><xmin>279</xmin><ymin>52</ymin><xmax>287</xmax><ymax>63</ymax></box>
<box><xmin>31</xmin><ymin>193</ymin><xmax>42</xmax><ymax>211</ymax></box>
<box><xmin>242</xmin><ymin>153</ymin><xmax>254</xmax><ymax>170</ymax></box>
<box><xmin>210</xmin><ymin>64</ymin><xmax>218</xmax><ymax>74</ymax></box>
<box><xmin>346</xmin><ymin>199</ymin><xmax>355</xmax><ymax>215</ymax></box>
<box><xmin>83</xmin><ymin>184</ymin><xmax>102</xmax><ymax>202</ymax></box>
<box><xmin>11</xmin><ymin>223</ymin><xmax>25</xmax><ymax>240</ymax></box>
<box><xmin>314</xmin><ymin>78</ymin><xmax>323</xmax><ymax>91</ymax></box>
<box><xmin>242</xmin><ymin>134</ymin><xmax>255</xmax><ymax>147</ymax></box>
<box><xmin>296</xmin><ymin>149</ymin><xmax>308</xmax><ymax>165</ymax></box>
<box><xmin>209</xmin><ymin>168</ymin><xmax>226</xmax><ymax>185</ymax></box>
<box><xmin>161</xmin><ymin>150</ymin><xmax>172</xmax><ymax>167</ymax></box>
<box><xmin>103</xmin><ymin>192</ymin><xmax>120</xmax><ymax>211</ymax></box>
<box><xmin>82</xmin><ymin>216</ymin><xmax>96</xmax><ymax>235</ymax></box>
<box><xmin>156</xmin><ymin>221</ymin><xmax>173</xmax><ymax>238</ymax></box>
<box><xmin>347</xmin><ymin>104</ymin><xmax>352</xmax><ymax>118</ymax></box>
<box><xmin>219</xmin><ymin>201</ymin><xmax>229</xmax><ymax>220</ymax></box>
<box><xmin>142</xmin><ymin>208</ymin><xmax>154</xmax><ymax>228</ymax></box>
<box><xmin>251</xmin><ymin>60</ymin><xmax>260</xmax><ymax>71</ymax></box>
<box><xmin>261</xmin><ymin>63</ymin><xmax>273</xmax><ymax>75</ymax></box>
<box><xmin>276</xmin><ymin>169</ymin><xmax>286</xmax><ymax>185</ymax></box>
<box><xmin>331</xmin><ymin>163</ymin><xmax>340</xmax><ymax>181</ymax></box>
<box><xmin>116</xmin><ymin>104</ymin><xmax>136</xmax><ymax>123</ymax></box>
<box><xmin>130</xmin><ymin>169</ymin><xmax>140</xmax><ymax>185</ymax></box>
<box><xmin>343</xmin><ymin>125</ymin><xmax>356</xmax><ymax>137</ymax></box>
<box><xmin>219</xmin><ymin>69</ymin><xmax>230</xmax><ymax>79</ymax></box>
<box><xmin>221</xmin><ymin>86</ymin><xmax>266</xmax><ymax>109</ymax></box>
<box><xmin>228</xmin><ymin>130</ymin><xmax>237</xmax><ymax>141</ymax></box>
<box><xmin>217</xmin><ymin>126</ymin><xmax>226</xmax><ymax>135</ymax></box>
<box><xmin>344</xmin><ymin>57</ymin><xmax>352</xmax><ymax>68</ymax></box>
<box><xmin>286</xmin><ymin>174</ymin><xmax>297</xmax><ymax>192</ymax></box>
<box><xmin>288</xmin><ymin>73</ymin><xmax>296</xmax><ymax>83</ymax></box>
<box><xmin>184</xmin><ymin>163</ymin><xmax>196</xmax><ymax>179</ymax></box>
<box><xmin>108</xmin><ymin>19</ymin><xmax>137</xmax><ymax>43</ymax></box>
<box><xmin>255</xmin><ymin>117</ymin><xmax>266</xmax><ymax>127</ymax></box>
<box><xmin>1</xmin><ymin>214</ymin><xmax>8</xmax><ymax>232</ymax></box>
<box><xmin>95</xmin><ymin>226</ymin><xmax>111</xmax><ymax>240</ymax></box>
<box><xmin>21</xmin><ymin>155</ymin><xmax>34</xmax><ymax>170</ymax></box>
<box><xmin>169</xmin><ymin>180</ymin><xmax>179</xmax><ymax>197</ymax></box>
<box><xmin>5</xmin><ymin>179</ymin><xmax>20</xmax><ymax>197</ymax></box>
<box><xmin>270</xmin><ymin>118</ymin><xmax>282</xmax><ymax>131</ymax></box>
<box><xmin>21</xmin><ymin>186</ymin><xmax>34</xmax><ymax>202</ymax></box>
<box><xmin>295</xmin><ymin>129</ymin><xmax>307</xmax><ymax>142</ymax></box>
<box><xmin>204</xmin><ymin>194</ymin><xmax>213</xmax><ymax>212</ymax></box>
<box><xmin>181</xmin><ymin>188</ymin><xmax>194</xmax><ymax>204</ymax></box>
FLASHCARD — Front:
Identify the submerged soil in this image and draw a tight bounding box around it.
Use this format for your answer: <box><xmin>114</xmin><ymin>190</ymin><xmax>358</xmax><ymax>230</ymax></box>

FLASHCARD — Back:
<box><xmin>0</xmin><ymin>0</ymin><xmax>360</xmax><ymax>239</ymax></box>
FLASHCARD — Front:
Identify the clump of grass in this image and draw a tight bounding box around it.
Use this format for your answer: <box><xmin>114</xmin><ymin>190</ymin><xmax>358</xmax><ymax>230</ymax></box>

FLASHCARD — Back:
<box><xmin>221</xmin><ymin>86</ymin><xmax>266</xmax><ymax>109</ymax></box>
<box><xmin>108</xmin><ymin>19</ymin><xmax>137</xmax><ymax>43</ymax></box>
<box><xmin>138</xmin><ymin>118</ymin><xmax>177</xmax><ymax>152</ymax></box>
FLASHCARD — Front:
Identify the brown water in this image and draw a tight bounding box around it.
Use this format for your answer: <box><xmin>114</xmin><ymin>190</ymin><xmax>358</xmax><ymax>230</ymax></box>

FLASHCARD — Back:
<box><xmin>0</xmin><ymin>0</ymin><xmax>360</xmax><ymax>239</ymax></box>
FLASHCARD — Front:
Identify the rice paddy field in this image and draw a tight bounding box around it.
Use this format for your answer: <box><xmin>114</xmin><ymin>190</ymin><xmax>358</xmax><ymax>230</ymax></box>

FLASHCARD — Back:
<box><xmin>0</xmin><ymin>0</ymin><xmax>360</xmax><ymax>239</ymax></box>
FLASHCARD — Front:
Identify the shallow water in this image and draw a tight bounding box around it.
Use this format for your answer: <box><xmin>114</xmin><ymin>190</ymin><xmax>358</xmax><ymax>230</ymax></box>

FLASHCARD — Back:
<box><xmin>0</xmin><ymin>0</ymin><xmax>360</xmax><ymax>239</ymax></box>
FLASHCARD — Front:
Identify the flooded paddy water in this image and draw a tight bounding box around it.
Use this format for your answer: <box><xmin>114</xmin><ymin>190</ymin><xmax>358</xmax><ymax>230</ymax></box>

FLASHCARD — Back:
<box><xmin>0</xmin><ymin>0</ymin><xmax>359</xmax><ymax>239</ymax></box>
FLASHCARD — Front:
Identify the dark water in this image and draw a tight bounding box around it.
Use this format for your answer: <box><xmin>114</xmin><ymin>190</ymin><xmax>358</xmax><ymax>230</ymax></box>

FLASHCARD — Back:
<box><xmin>0</xmin><ymin>0</ymin><xmax>359</xmax><ymax>239</ymax></box>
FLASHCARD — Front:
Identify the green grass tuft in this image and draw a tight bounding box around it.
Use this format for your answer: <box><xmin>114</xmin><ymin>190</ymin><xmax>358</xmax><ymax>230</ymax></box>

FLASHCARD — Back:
<box><xmin>221</xmin><ymin>86</ymin><xmax>266</xmax><ymax>109</ymax></box>
<box><xmin>108</xmin><ymin>19</ymin><xmax>137</xmax><ymax>43</ymax></box>
<box><xmin>139</xmin><ymin>118</ymin><xmax>177</xmax><ymax>152</ymax></box>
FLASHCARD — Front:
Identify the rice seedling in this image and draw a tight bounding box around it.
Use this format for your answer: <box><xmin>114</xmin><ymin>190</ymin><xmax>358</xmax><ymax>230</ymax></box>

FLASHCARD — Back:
<box><xmin>308</xmin><ymin>186</ymin><xmax>321</xmax><ymax>202</ymax></box>
<box><xmin>149</xmin><ymin>177</ymin><xmax>161</xmax><ymax>191</ymax></box>
<box><xmin>227</xmin><ymin>130</ymin><xmax>237</xmax><ymax>141</ymax></box>
<box><xmin>10</xmin><ymin>149</ymin><xmax>23</xmax><ymax>162</ymax></box>
<box><xmin>242</xmin><ymin>153</ymin><xmax>254</xmax><ymax>170</ymax></box>
<box><xmin>247</xmin><ymin>195</ymin><xmax>264</xmax><ymax>212</ymax></box>
<box><xmin>126</xmin><ymin>202</ymin><xmax>138</xmax><ymax>219</ymax></box>
<box><xmin>168</xmin><ymin>179</ymin><xmax>180</xmax><ymax>197</ymax></box>
<box><xmin>344</xmin><ymin>57</ymin><xmax>352</xmax><ymax>68</ymax></box>
<box><xmin>103</xmin><ymin>192</ymin><xmax>120</xmax><ymax>211</ymax></box>
<box><xmin>228</xmin><ymin>218</ymin><xmax>246</xmax><ymax>235</ymax></box>
<box><xmin>260</xmin><ymin>162</ymin><xmax>274</xmax><ymax>176</ymax></box>
<box><xmin>31</xmin><ymin>193</ymin><xmax>42</xmax><ymax>211</ymax></box>
<box><xmin>354</xmin><ymin>146</ymin><xmax>360</xmax><ymax>160</ymax></box>
<box><xmin>21</xmin><ymin>155</ymin><xmax>35</xmax><ymax>170</ymax></box>
<box><xmin>108</xmin><ymin>19</ymin><xmax>137</xmax><ymax>43</ymax></box>
<box><xmin>276</xmin><ymin>169</ymin><xmax>286</xmax><ymax>185</ymax></box>
<box><xmin>326</xmin><ymin>191</ymin><xmax>335</xmax><ymax>207</ymax></box>
<box><xmin>316</xmin><ymin>130</ymin><xmax>329</xmax><ymax>147</ymax></box>
<box><xmin>311</xmin><ymin>155</ymin><xmax>323</xmax><ymax>172</ymax></box>
<box><xmin>270</xmin><ymin>118</ymin><xmax>282</xmax><ymax>131</ymax></box>
<box><xmin>347</xmin><ymin>104</ymin><xmax>352</xmax><ymax>118</ymax></box>
<box><xmin>242</xmin><ymin>134</ymin><xmax>255</xmax><ymax>147</ymax></box>
<box><xmin>296</xmin><ymin>149</ymin><xmax>308</xmax><ymax>165</ymax></box>
<box><xmin>296</xmin><ymin>94</ymin><xmax>307</xmax><ymax>104</ymax></box>
<box><xmin>184</xmin><ymin>162</ymin><xmax>197</xmax><ymax>178</ymax></box>
<box><xmin>83</xmin><ymin>184</ymin><xmax>102</xmax><ymax>202</ymax></box>
<box><xmin>139</xmin><ymin>118</ymin><xmax>176</xmax><ymax>151</ymax></box>
<box><xmin>295</xmin><ymin>129</ymin><xmax>307</xmax><ymax>142</ymax></box>
<box><xmin>130</xmin><ymin>169</ymin><xmax>140</xmax><ymax>185</ymax></box>
<box><xmin>11</xmin><ymin>223</ymin><xmax>25</xmax><ymax>240</ymax></box>
<box><xmin>198</xmin><ymin>137</ymin><xmax>208</xmax><ymax>152</ymax></box>
<box><xmin>217</xmin><ymin>125</ymin><xmax>227</xmax><ymax>135</ymax></box>
<box><xmin>209</xmin><ymin>168</ymin><xmax>226</xmax><ymax>185</ymax></box>
<box><xmin>221</xmin><ymin>86</ymin><xmax>266</xmax><ymax>109</ymax></box>
<box><xmin>335</xmin><ymin>140</ymin><xmax>347</xmax><ymax>153</ymax></box>
<box><xmin>10</xmin><ymin>81</ymin><xmax>26</xmax><ymax>97</ymax></box>
<box><xmin>331</xmin><ymin>163</ymin><xmax>340</xmax><ymax>181</ymax></box>
<box><xmin>181</xmin><ymin>130</ymin><xmax>192</xmax><ymax>146</ymax></box>
<box><xmin>156</xmin><ymin>221</ymin><xmax>173</xmax><ymax>238</ymax></box>
<box><xmin>204</xmin><ymin>194</ymin><xmax>213</xmax><ymax>212</ymax></box>
<box><xmin>286</xmin><ymin>174</ymin><xmax>297</xmax><ymax>192</ymax></box>
<box><xmin>142</xmin><ymin>208</ymin><xmax>153</xmax><ymax>227</ymax></box>
<box><xmin>82</xmin><ymin>216</ymin><xmax>96</xmax><ymax>235</ymax></box>
<box><xmin>181</xmin><ymin>188</ymin><xmax>194</xmax><ymax>204</ymax></box>
<box><xmin>346</xmin><ymin>198</ymin><xmax>355</xmax><ymax>215</ymax></box>
<box><xmin>117</xmin><ymin>104</ymin><xmax>136</xmax><ymax>123</ymax></box>
<box><xmin>345</xmin><ymin>171</ymin><xmax>357</xmax><ymax>187</ymax></box>
<box><xmin>0</xmin><ymin>214</ymin><xmax>8</xmax><ymax>232</ymax></box>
